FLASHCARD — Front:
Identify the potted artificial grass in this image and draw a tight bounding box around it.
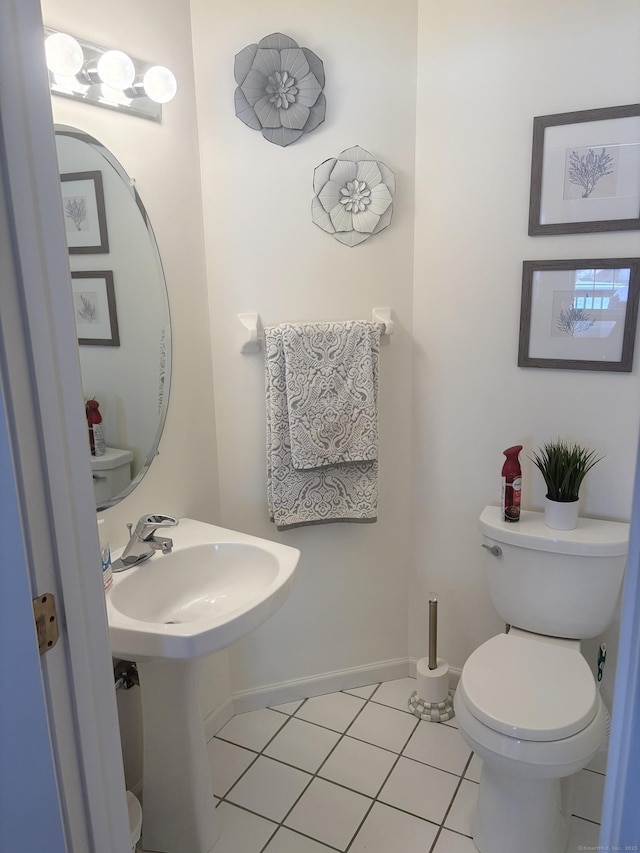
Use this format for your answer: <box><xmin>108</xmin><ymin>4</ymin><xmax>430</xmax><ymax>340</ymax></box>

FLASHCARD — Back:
<box><xmin>530</xmin><ymin>439</ymin><xmax>602</xmax><ymax>530</ymax></box>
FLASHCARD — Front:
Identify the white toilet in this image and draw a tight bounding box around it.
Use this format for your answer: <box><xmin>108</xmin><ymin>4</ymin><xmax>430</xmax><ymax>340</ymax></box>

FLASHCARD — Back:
<box><xmin>455</xmin><ymin>505</ymin><xmax>629</xmax><ymax>853</ymax></box>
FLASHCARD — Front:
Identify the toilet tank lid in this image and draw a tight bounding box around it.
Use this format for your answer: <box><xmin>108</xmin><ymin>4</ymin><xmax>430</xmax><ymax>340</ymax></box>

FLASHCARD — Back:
<box><xmin>480</xmin><ymin>505</ymin><xmax>629</xmax><ymax>557</ymax></box>
<box><xmin>89</xmin><ymin>447</ymin><xmax>134</xmax><ymax>471</ymax></box>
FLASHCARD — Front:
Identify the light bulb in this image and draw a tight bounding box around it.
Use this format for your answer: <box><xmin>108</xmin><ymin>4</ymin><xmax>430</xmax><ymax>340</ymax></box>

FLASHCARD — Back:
<box><xmin>143</xmin><ymin>66</ymin><xmax>177</xmax><ymax>104</ymax></box>
<box><xmin>45</xmin><ymin>32</ymin><xmax>83</xmax><ymax>77</ymax></box>
<box><xmin>96</xmin><ymin>50</ymin><xmax>135</xmax><ymax>90</ymax></box>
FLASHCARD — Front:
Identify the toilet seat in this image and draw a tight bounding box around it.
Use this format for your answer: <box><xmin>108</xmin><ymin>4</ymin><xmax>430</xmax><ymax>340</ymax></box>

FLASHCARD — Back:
<box><xmin>459</xmin><ymin>631</ymin><xmax>598</xmax><ymax>741</ymax></box>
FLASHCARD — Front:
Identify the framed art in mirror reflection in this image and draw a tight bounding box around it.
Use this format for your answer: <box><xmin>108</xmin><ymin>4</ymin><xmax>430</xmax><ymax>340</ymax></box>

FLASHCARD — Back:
<box><xmin>71</xmin><ymin>270</ymin><xmax>120</xmax><ymax>347</ymax></box>
<box><xmin>60</xmin><ymin>169</ymin><xmax>109</xmax><ymax>253</ymax></box>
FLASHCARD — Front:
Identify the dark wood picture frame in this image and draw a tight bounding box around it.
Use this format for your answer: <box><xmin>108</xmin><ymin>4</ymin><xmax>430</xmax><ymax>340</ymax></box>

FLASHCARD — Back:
<box><xmin>71</xmin><ymin>271</ymin><xmax>120</xmax><ymax>346</ymax></box>
<box><xmin>60</xmin><ymin>170</ymin><xmax>110</xmax><ymax>254</ymax></box>
<box><xmin>528</xmin><ymin>104</ymin><xmax>640</xmax><ymax>236</ymax></box>
<box><xmin>518</xmin><ymin>258</ymin><xmax>640</xmax><ymax>372</ymax></box>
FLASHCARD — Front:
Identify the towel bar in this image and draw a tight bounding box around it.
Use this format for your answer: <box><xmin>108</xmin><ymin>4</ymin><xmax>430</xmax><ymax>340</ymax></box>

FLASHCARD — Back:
<box><xmin>238</xmin><ymin>308</ymin><xmax>394</xmax><ymax>353</ymax></box>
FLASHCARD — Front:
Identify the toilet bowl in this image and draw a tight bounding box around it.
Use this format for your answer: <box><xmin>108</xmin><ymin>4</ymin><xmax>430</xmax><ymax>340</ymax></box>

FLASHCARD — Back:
<box><xmin>455</xmin><ymin>506</ymin><xmax>629</xmax><ymax>853</ymax></box>
<box><xmin>455</xmin><ymin>629</ymin><xmax>606</xmax><ymax>853</ymax></box>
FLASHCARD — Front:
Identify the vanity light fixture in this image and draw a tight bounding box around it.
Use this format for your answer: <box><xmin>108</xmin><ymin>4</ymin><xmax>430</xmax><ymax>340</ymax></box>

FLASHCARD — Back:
<box><xmin>44</xmin><ymin>28</ymin><xmax>177</xmax><ymax>122</ymax></box>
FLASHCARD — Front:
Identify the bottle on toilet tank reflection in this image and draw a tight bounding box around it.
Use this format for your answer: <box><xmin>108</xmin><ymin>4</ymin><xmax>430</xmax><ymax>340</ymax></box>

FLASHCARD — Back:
<box><xmin>501</xmin><ymin>445</ymin><xmax>522</xmax><ymax>522</ymax></box>
<box><xmin>87</xmin><ymin>399</ymin><xmax>105</xmax><ymax>457</ymax></box>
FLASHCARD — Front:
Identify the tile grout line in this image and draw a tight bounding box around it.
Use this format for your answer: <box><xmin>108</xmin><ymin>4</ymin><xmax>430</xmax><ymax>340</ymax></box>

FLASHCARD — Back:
<box><xmin>216</xmin><ymin>682</ymin><xmax>472</xmax><ymax>851</ymax></box>
<box><xmin>216</xmin><ymin>720</ymin><xmax>467</xmax><ymax>777</ymax></box>
<box><xmin>269</xmin><ymin>684</ymin><xmax>382</xmax><ymax>848</ymax></box>
<box><xmin>343</xmin><ymin>691</ymin><xmax>427</xmax><ymax>852</ymax></box>
<box><xmin>212</xmin><ymin>680</ymin><xmax>606</xmax><ymax>851</ymax></box>
<box><xmin>339</xmin><ymin>682</ymin><xmax>397</xmax><ymax>852</ymax></box>
<box><xmin>256</xmin><ymin>682</ymin><xmax>412</xmax><ymax>851</ymax></box>
<box><xmin>252</xmin><ymin>691</ymin><xmax>378</xmax><ymax>852</ymax></box>
<box><xmin>215</xmin><ymin>700</ymin><xmax>318</xmax><ymax>853</ymax></box>
<box><xmin>427</xmin><ymin>752</ymin><xmax>475</xmax><ymax>853</ymax></box>
<box><xmin>223</xmin><ymin>691</ymin><xmax>374</xmax><ymax>850</ymax></box>
<box><xmin>572</xmin><ymin>814</ymin><xmax>602</xmax><ymax>827</ymax></box>
<box><xmin>218</xmin><ymin>698</ymin><xmax>307</xmax><ymax>802</ymax></box>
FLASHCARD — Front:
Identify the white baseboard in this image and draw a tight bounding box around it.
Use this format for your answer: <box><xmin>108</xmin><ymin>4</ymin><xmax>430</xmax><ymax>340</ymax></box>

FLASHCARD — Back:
<box><xmin>133</xmin><ymin>658</ymin><xmax>462</xmax><ymax>796</ymax></box>
<box><xmin>203</xmin><ymin>658</ymin><xmax>463</xmax><ymax>736</ymax></box>
<box><xmin>231</xmin><ymin>657</ymin><xmax>411</xmax><ymax>716</ymax></box>
<box><xmin>204</xmin><ymin>696</ymin><xmax>235</xmax><ymax>741</ymax></box>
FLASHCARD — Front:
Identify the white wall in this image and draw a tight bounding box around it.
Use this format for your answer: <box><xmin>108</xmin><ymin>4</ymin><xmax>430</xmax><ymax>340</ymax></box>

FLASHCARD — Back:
<box><xmin>412</xmin><ymin>0</ymin><xmax>640</xmax><ymax>703</ymax></box>
<box><xmin>191</xmin><ymin>0</ymin><xmax>418</xmax><ymax>696</ymax></box>
<box><xmin>39</xmin><ymin>0</ymin><xmax>640</xmax><ymax>789</ymax></box>
<box><xmin>40</xmin><ymin>0</ymin><xmax>229</xmax><ymax>789</ymax></box>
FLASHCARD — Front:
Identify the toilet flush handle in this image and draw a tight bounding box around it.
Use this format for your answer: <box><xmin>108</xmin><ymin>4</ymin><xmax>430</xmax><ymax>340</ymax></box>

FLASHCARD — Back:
<box><xmin>481</xmin><ymin>543</ymin><xmax>502</xmax><ymax>557</ymax></box>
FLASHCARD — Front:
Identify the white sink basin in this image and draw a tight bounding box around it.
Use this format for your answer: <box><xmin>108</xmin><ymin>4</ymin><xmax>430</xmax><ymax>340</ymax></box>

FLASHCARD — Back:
<box><xmin>105</xmin><ymin>517</ymin><xmax>300</xmax><ymax>853</ymax></box>
<box><xmin>106</xmin><ymin>517</ymin><xmax>300</xmax><ymax>660</ymax></box>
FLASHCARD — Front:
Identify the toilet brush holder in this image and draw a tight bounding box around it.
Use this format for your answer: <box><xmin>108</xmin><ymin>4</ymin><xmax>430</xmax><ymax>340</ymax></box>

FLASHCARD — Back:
<box><xmin>409</xmin><ymin>594</ymin><xmax>454</xmax><ymax>722</ymax></box>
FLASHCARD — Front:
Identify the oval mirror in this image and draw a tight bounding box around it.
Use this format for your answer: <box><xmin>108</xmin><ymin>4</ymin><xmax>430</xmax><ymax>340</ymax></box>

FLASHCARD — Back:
<box><xmin>55</xmin><ymin>125</ymin><xmax>171</xmax><ymax>511</ymax></box>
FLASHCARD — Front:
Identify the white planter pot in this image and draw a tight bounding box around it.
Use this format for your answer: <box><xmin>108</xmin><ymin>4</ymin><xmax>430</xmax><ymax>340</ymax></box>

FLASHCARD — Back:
<box><xmin>544</xmin><ymin>497</ymin><xmax>580</xmax><ymax>530</ymax></box>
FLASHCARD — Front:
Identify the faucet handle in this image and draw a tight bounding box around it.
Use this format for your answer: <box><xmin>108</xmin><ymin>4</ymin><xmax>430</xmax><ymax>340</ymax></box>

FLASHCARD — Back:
<box><xmin>144</xmin><ymin>514</ymin><xmax>178</xmax><ymax>527</ymax></box>
<box><xmin>134</xmin><ymin>514</ymin><xmax>179</xmax><ymax>540</ymax></box>
<box><xmin>127</xmin><ymin>522</ymin><xmax>133</xmax><ymax>537</ymax></box>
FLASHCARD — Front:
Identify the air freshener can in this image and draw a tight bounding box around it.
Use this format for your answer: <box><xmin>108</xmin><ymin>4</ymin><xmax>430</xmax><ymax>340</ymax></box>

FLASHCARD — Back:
<box><xmin>87</xmin><ymin>399</ymin><xmax>105</xmax><ymax>457</ymax></box>
<box><xmin>501</xmin><ymin>445</ymin><xmax>523</xmax><ymax>522</ymax></box>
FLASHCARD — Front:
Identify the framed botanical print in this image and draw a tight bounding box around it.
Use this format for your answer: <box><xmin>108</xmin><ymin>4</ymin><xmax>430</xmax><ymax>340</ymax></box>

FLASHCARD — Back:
<box><xmin>518</xmin><ymin>259</ymin><xmax>640</xmax><ymax>371</ymax></box>
<box><xmin>60</xmin><ymin>170</ymin><xmax>110</xmax><ymax>253</ymax></box>
<box><xmin>71</xmin><ymin>271</ymin><xmax>120</xmax><ymax>346</ymax></box>
<box><xmin>528</xmin><ymin>104</ymin><xmax>640</xmax><ymax>235</ymax></box>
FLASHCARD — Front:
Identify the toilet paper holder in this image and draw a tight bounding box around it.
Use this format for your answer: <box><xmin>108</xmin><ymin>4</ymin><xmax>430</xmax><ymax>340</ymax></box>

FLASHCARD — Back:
<box><xmin>408</xmin><ymin>591</ymin><xmax>454</xmax><ymax>722</ymax></box>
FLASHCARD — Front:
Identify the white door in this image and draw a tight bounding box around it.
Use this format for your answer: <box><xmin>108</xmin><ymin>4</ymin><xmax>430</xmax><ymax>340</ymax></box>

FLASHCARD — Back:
<box><xmin>0</xmin><ymin>394</ymin><xmax>67</xmax><ymax>853</ymax></box>
<box><xmin>0</xmin><ymin>0</ymin><xmax>131</xmax><ymax>850</ymax></box>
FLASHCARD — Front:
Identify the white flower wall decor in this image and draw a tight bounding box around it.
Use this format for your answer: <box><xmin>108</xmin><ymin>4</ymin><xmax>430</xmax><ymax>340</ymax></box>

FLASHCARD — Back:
<box><xmin>312</xmin><ymin>146</ymin><xmax>396</xmax><ymax>247</ymax></box>
<box><xmin>234</xmin><ymin>32</ymin><xmax>326</xmax><ymax>147</ymax></box>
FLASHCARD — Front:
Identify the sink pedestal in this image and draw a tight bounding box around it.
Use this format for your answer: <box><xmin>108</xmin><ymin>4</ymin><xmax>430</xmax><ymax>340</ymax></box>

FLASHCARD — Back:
<box><xmin>138</xmin><ymin>659</ymin><xmax>219</xmax><ymax>853</ymax></box>
<box><xmin>106</xmin><ymin>520</ymin><xmax>301</xmax><ymax>850</ymax></box>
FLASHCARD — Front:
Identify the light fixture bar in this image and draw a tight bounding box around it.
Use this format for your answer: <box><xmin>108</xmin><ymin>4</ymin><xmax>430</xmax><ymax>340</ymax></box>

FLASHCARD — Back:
<box><xmin>44</xmin><ymin>28</ymin><xmax>176</xmax><ymax>122</ymax></box>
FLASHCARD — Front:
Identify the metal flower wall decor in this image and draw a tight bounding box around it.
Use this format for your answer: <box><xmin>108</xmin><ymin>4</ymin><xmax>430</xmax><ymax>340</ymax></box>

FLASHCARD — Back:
<box><xmin>312</xmin><ymin>146</ymin><xmax>396</xmax><ymax>247</ymax></box>
<box><xmin>234</xmin><ymin>32</ymin><xmax>326</xmax><ymax>147</ymax></box>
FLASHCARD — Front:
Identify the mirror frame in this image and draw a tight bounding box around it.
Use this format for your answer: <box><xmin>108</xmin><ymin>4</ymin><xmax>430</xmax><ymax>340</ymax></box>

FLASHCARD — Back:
<box><xmin>55</xmin><ymin>124</ymin><xmax>172</xmax><ymax>510</ymax></box>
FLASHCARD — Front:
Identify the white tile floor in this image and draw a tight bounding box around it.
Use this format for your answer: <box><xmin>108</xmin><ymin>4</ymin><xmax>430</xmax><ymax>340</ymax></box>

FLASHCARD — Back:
<box><xmin>196</xmin><ymin>677</ymin><xmax>606</xmax><ymax>853</ymax></box>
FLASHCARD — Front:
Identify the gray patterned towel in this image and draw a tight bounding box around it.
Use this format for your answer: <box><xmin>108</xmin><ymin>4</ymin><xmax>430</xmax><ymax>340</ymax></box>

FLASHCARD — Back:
<box><xmin>282</xmin><ymin>321</ymin><xmax>379</xmax><ymax>469</ymax></box>
<box><xmin>265</xmin><ymin>322</ymin><xmax>380</xmax><ymax>530</ymax></box>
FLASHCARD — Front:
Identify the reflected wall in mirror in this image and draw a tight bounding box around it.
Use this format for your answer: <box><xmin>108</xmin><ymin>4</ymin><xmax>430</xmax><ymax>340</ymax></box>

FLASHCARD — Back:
<box><xmin>55</xmin><ymin>126</ymin><xmax>171</xmax><ymax>510</ymax></box>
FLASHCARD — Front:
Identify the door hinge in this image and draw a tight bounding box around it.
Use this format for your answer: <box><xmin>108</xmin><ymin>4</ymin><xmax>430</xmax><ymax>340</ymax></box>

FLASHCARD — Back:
<box><xmin>32</xmin><ymin>593</ymin><xmax>59</xmax><ymax>655</ymax></box>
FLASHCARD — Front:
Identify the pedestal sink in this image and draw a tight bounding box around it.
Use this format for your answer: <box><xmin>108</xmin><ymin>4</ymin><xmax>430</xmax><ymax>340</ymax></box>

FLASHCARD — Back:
<box><xmin>105</xmin><ymin>518</ymin><xmax>300</xmax><ymax>853</ymax></box>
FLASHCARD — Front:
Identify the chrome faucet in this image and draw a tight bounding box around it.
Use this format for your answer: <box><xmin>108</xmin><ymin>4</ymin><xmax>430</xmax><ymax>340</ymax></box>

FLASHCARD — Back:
<box><xmin>112</xmin><ymin>514</ymin><xmax>179</xmax><ymax>572</ymax></box>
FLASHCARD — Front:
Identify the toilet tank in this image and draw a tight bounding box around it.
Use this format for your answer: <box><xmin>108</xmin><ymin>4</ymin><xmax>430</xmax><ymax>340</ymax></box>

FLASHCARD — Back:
<box><xmin>479</xmin><ymin>505</ymin><xmax>629</xmax><ymax>639</ymax></box>
<box><xmin>91</xmin><ymin>447</ymin><xmax>134</xmax><ymax>505</ymax></box>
